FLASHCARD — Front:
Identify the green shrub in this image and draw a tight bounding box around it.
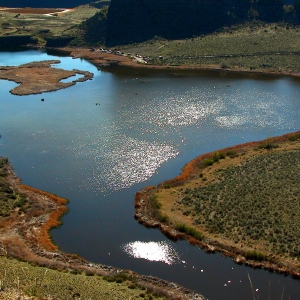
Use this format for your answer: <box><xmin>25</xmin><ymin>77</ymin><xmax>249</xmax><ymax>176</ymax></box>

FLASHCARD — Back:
<box><xmin>150</xmin><ymin>196</ymin><xmax>161</xmax><ymax>209</ymax></box>
<box><xmin>288</xmin><ymin>133</ymin><xmax>300</xmax><ymax>141</ymax></box>
<box><xmin>175</xmin><ymin>223</ymin><xmax>204</xmax><ymax>240</ymax></box>
<box><xmin>226</xmin><ymin>150</ymin><xmax>237</xmax><ymax>158</ymax></box>
<box><xmin>245</xmin><ymin>250</ymin><xmax>267</xmax><ymax>261</ymax></box>
<box><xmin>204</xmin><ymin>158</ymin><xmax>215</xmax><ymax>166</ymax></box>
<box><xmin>157</xmin><ymin>214</ymin><xmax>169</xmax><ymax>223</ymax></box>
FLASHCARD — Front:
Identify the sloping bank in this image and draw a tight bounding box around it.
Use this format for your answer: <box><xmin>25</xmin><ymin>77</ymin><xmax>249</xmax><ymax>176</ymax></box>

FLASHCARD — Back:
<box><xmin>135</xmin><ymin>131</ymin><xmax>300</xmax><ymax>279</ymax></box>
<box><xmin>0</xmin><ymin>157</ymin><xmax>204</xmax><ymax>300</ymax></box>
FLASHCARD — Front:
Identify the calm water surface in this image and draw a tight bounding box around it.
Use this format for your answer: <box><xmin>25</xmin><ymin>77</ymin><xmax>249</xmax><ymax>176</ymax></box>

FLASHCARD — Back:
<box><xmin>0</xmin><ymin>49</ymin><xmax>300</xmax><ymax>299</ymax></box>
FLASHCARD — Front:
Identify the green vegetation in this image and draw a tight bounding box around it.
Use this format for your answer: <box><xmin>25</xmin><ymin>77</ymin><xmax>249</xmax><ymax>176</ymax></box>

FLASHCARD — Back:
<box><xmin>0</xmin><ymin>157</ymin><xmax>28</xmax><ymax>217</ymax></box>
<box><xmin>149</xmin><ymin>196</ymin><xmax>169</xmax><ymax>223</ymax></box>
<box><xmin>0</xmin><ymin>5</ymin><xmax>100</xmax><ymax>46</ymax></box>
<box><xmin>0</xmin><ymin>255</ymin><xmax>165</xmax><ymax>300</ymax></box>
<box><xmin>257</xmin><ymin>137</ymin><xmax>279</xmax><ymax>149</ymax></box>
<box><xmin>176</xmin><ymin>150</ymin><xmax>300</xmax><ymax>257</ymax></box>
<box><xmin>245</xmin><ymin>250</ymin><xmax>267</xmax><ymax>261</ymax></box>
<box><xmin>175</xmin><ymin>224</ymin><xmax>204</xmax><ymax>241</ymax></box>
<box><xmin>67</xmin><ymin>6</ymin><xmax>108</xmax><ymax>46</ymax></box>
<box><xmin>204</xmin><ymin>151</ymin><xmax>226</xmax><ymax>166</ymax></box>
<box><xmin>122</xmin><ymin>22</ymin><xmax>300</xmax><ymax>71</ymax></box>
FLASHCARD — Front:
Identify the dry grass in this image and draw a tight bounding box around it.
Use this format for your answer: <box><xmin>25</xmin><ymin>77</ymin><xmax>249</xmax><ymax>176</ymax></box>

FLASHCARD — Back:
<box><xmin>0</xmin><ymin>8</ymin><xmax>65</xmax><ymax>14</ymax></box>
<box><xmin>0</xmin><ymin>5</ymin><xmax>100</xmax><ymax>45</ymax></box>
<box><xmin>119</xmin><ymin>22</ymin><xmax>300</xmax><ymax>73</ymax></box>
<box><xmin>0</xmin><ymin>255</ymin><xmax>164</xmax><ymax>300</ymax></box>
<box><xmin>151</xmin><ymin>132</ymin><xmax>300</xmax><ymax>269</ymax></box>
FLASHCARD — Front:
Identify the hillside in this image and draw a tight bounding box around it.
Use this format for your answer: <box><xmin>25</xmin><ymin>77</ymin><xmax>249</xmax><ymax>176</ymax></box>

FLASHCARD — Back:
<box><xmin>105</xmin><ymin>0</ymin><xmax>286</xmax><ymax>46</ymax></box>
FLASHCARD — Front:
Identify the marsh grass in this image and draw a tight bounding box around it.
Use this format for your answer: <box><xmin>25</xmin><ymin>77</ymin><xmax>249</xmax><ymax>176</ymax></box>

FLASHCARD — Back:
<box><xmin>175</xmin><ymin>223</ymin><xmax>204</xmax><ymax>241</ymax></box>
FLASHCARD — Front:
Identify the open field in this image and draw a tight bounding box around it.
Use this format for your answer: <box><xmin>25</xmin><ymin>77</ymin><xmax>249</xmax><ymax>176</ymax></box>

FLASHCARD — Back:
<box><xmin>0</xmin><ymin>8</ymin><xmax>66</xmax><ymax>14</ymax></box>
<box><xmin>119</xmin><ymin>22</ymin><xmax>300</xmax><ymax>73</ymax></box>
<box><xmin>135</xmin><ymin>132</ymin><xmax>300</xmax><ymax>276</ymax></box>
<box><xmin>2</xmin><ymin>4</ymin><xmax>300</xmax><ymax>75</ymax></box>
<box><xmin>0</xmin><ymin>5</ymin><xmax>100</xmax><ymax>45</ymax></box>
<box><xmin>0</xmin><ymin>255</ymin><xmax>166</xmax><ymax>300</ymax></box>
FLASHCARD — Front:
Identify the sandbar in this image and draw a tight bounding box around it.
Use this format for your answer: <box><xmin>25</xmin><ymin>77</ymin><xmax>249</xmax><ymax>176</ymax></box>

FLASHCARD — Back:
<box><xmin>0</xmin><ymin>60</ymin><xmax>93</xmax><ymax>95</ymax></box>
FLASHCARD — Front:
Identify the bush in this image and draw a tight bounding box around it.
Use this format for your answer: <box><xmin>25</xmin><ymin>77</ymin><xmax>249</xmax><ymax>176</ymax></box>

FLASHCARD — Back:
<box><xmin>204</xmin><ymin>158</ymin><xmax>215</xmax><ymax>166</ymax></box>
<box><xmin>245</xmin><ymin>250</ymin><xmax>267</xmax><ymax>261</ymax></box>
<box><xmin>150</xmin><ymin>196</ymin><xmax>161</xmax><ymax>209</ymax></box>
<box><xmin>175</xmin><ymin>223</ymin><xmax>204</xmax><ymax>240</ymax></box>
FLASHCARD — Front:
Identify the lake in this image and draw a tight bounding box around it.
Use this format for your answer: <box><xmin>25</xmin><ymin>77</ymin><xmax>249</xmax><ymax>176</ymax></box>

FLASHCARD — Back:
<box><xmin>0</xmin><ymin>48</ymin><xmax>300</xmax><ymax>299</ymax></box>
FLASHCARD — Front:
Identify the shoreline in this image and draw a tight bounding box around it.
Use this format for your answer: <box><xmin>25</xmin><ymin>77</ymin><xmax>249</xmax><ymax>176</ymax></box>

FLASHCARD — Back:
<box><xmin>134</xmin><ymin>131</ymin><xmax>300</xmax><ymax>279</ymax></box>
<box><xmin>0</xmin><ymin>60</ymin><xmax>93</xmax><ymax>96</ymax></box>
<box><xmin>57</xmin><ymin>46</ymin><xmax>300</xmax><ymax>79</ymax></box>
<box><xmin>0</xmin><ymin>159</ymin><xmax>204</xmax><ymax>300</ymax></box>
<box><xmin>1</xmin><ymin>46</ymin><xmax>300</xmax><ymax>297</ymax></box>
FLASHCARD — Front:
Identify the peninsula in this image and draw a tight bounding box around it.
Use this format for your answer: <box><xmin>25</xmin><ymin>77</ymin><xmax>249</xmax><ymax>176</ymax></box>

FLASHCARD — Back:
<box><xmin>135</xmin><ymin>132</ymin><xmax>300</xmax><ymax>278</ymax></box>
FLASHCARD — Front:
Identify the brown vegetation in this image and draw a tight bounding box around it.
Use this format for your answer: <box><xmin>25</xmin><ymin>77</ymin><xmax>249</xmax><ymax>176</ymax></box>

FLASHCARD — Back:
<box><xmin>0</xmin><ymin>157</ymin><xmax>204</xmax><ymax>300</ymax></box>
<box><xmin>0</xmin><ymin>60</ymin><xmax>93</xmax><ymax>95</ymax></box>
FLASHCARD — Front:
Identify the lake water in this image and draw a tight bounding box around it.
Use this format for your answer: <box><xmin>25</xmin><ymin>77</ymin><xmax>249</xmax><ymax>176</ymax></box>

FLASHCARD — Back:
<box><xmin>0</xmin><ymin>48</ymin><xmax>300</xmax><ymax>299</ymax></box>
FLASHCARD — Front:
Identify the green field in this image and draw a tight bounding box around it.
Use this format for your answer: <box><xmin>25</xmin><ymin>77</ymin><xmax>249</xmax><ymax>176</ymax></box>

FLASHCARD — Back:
<box><xmin>119</xmin><ymin>22</ymin><xmax>300</xmax><ymax>72</ymax></box>
<box><xmin>177</xmin><ymin>150</ymin><xmax>300</xmax><ymax>256</ymax></box>
<box><xmin>0</xmin><ymin>5</ymin><xmax>100</xmax><ymax>45</ymax></box>
<box><xmin>0</xmin><ymin>255</ymin><xmax>165</xmax><ymax>300</ymax></box>
<box><xmin>152</xmin><ymin>135</ymin><xmax>300</xmax><ymax>270</ymax></box>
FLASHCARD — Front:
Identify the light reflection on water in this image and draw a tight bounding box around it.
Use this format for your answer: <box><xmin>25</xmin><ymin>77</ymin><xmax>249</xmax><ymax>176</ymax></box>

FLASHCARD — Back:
<box><xmin>69</xmin><ymin>126</ymin><xmax>179</xmax><ymax>192</ymax></box>
<box><xmin>122</xmin><ymin>241</ymin><xmax>180</xmax><ymax>265</ymax></box>
<box><xmin>1</xmin><ymin>50</ymin><xmax>300</xmax><ymax>300</ymax></box>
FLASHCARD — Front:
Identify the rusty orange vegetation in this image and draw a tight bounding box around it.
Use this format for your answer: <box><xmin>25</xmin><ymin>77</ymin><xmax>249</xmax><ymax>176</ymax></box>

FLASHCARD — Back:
<box><xmin>161</xmin><ymin>131</ymin><xmax>300</xmax><ymax>188</ymax></box>
<box><xmin>21</xmin><ymin>184</ymin><xmax>68</xmax><ymax>251</ymax></box>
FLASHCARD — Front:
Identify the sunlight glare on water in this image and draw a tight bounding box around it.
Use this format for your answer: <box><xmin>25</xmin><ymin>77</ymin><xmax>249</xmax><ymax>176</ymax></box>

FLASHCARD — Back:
<box><xmin>67</xmin><ymin>84</ymin><xmax>296</xmax><ymax>194</ymax></box>
<box><xmin>215</xmin><ymin>89</ymin><xmax>288</xmax><ymax>129</ymax></box>
<box><xmin>122</xmin><ymin>241</ymin><xmax>180</xmax><ymax>265</ymax></box>
<box><xmin>136</xmin><ymin>88</ymin><xmax>224</xmax><ymax>128</ymax></box>
<box><xmin>70</xmin><ymin>126</ymin><xmax>179</xmax><ymax>192</ymax></box>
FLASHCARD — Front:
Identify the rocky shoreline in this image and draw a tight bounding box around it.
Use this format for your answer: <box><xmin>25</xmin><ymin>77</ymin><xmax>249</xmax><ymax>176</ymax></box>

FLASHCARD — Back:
<box><xmin>134</xmin><ymin>132</ymin><xmax>300</xmax><ymax>280</ymax></box>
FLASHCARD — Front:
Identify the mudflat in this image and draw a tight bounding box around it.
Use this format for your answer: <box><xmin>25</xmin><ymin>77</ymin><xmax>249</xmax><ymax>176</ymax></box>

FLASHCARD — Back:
<box><xmin>0</xmin><ymin>60</ymin><xmax>93</xmax><ymax>95</ymax></box>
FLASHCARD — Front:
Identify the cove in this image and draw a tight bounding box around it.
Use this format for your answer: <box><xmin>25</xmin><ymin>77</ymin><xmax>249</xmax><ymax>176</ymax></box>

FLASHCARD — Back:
<box><xmin>0</xmin><ymin>48</ymin><xmax>300</xmax><ymax>299</ymax></box>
